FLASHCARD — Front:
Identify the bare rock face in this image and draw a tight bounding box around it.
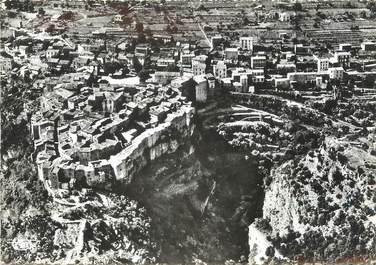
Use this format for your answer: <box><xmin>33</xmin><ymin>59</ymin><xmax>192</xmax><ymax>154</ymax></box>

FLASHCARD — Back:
<box><xmin>249</xmin><ymin>137</ymin><xmax>376</xmax><ymax>264</ymax></box>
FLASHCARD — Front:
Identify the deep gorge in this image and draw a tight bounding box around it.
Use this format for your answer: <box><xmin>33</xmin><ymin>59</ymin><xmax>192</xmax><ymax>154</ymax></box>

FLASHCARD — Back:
<box><xmin>123</xmin><ymin>115</ymin><xmax>265</xmax><ymax>263</ymax></box>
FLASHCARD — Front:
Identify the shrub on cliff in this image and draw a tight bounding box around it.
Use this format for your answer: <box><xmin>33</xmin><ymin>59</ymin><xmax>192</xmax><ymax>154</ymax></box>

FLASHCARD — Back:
<box><xmin>265</xmin><ymin>246</ymin><xmax>275</xmax><ymax>257</ymax></box>
<box><xmin>253</xmin><ymin>218</ymin><xmax>272</xmax><ymax>233</ymax></box>
<box><xmin>337</xmin><ymin>152</ymin><xmax>348</xmax><ymax>165</ymax></box>
<box><xmin>332</xmin><ymin>167</ymin><xmax>344</xmax><ymax>185</ymax></box>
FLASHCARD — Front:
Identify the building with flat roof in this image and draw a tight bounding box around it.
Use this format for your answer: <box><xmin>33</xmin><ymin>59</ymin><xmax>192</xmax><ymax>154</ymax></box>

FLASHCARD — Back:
<box><xmin>213</xmin><ymin>60</ymin><xmax>227</xmax><ymax>79</ymax></box>
<box><xmin>211</xmin><ymin>36</ymin><xmax>222</xmax><ymax>49</ymax></box>
<box><xmin>331</xmin><ymin>51</ymin><xmax>350</xmax><ymax>67</ymax></box>
<box><xmin>239</xmin><ymin>37</ymin><xmax>253</xmax><ymax>51</ymax></box>
<box><xmin>328</xmin><ymin>67</ymin><xmax>344</xmax><ymax>80</ymax></box>
<box><xmin>314</xmin><ymin>54</ymin><xmax>330</xmax><ymax>73</ymax></box>
<box><xmin>192</xmin><ymin>55</ymin><xmax>207</xmax><ymax>76</ymax></box>
<box><xmin>225</xmin><ymin>48</ymin><xmax>239</xmax><ymax>61</ymax></box>
<box><xmin>251</xmin><ymin>55</ymin><xmax>266</xmax><ymax>69</ymax></box>
<box><xmin>339</xmin><ymin>43</ymin><xmax>352</xmax><ymax>52</ymax></box>
<box><xmin>361</xmin><ymin>41</ymin><xmax>376</xmax><ymax>52</ymax></box>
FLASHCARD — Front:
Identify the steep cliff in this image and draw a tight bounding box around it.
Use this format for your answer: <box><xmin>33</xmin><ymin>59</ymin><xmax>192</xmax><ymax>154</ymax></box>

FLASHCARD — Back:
<box><xmin>124</xmin><ymin>121</ymin><xmax>263</xmax><ymax>263</ymax></box>
<box><xmin>249</xmin><ymin>137</ymin><xmax>376</xmax><ymax>263</ymax></box>
<box><xmin>109</xmin><ymin>105</ymin><xmax>195</xmax><ymax>185</ymax></box>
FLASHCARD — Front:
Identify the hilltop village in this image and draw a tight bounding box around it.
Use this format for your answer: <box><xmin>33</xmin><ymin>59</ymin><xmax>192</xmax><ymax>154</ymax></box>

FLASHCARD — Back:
<box><xmin>1</xmin><ymin>0</ymin><xmax>376</xmax><ymax>264</ymax></box>
<box><xmin>32</xmin><ymin>78</ymin><xmax>194</xmax><ymax>190</ymax></box>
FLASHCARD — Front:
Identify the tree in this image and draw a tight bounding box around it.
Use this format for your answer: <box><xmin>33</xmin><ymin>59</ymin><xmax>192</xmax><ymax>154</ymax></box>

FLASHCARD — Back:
<box><xmin>144</xmin><ymin>27</ymin><xmax>152</xmax><ymax>37</ymax></box>
<box><xmin>133</xmin><ymin>56</ymin><xmax>142</xmax><ymax>73</ymax></box>
<box><xmin>136</xmin><ymin>22</ymin><xmax>144</xmax><ymax>33</ymax></box>
<box><xmin>119</xmin><ymin>4</ymin><xmax>130</xmax><ymax>16</ymax></box>
<box><xmin>38</xmin><ymin>7</ymin><xmax>45</xmax><ymax>16</ymax></box>
<box><xmin>293</xmin><ymin>3</ymin><xmax>303</xmax><ymax>12</ymax></box>
<box><xmin>166</xmin><ymin>24</ymin><xmax>177</xmax><ymax>33</ymax></box>
<box><xmin>166</xmin><ymin>64</ymin><xmax>179</xmax><ymax>72</ymax></box>
<box><xmin>103</xmin><ymin>61</ymin><xmax>122</xmax><ymax>75</ymax></box>
<box><xmin>45</xmin><ymin>24</ymin><xmax>56</xmax><ymax>33</ymax></box>
<box><xmin>368</xmin><ymin>3</ymin><xmax>376</xmax><ymax>18</ymax></box>
<box><xmin>332</xmin><ymin>168</ymin><xmax>344</xmax><ymax>184</ymax></box>
<box><xmin>137</xmin><ymin>32</ymin><xmax>146</xmax><ymax>43</ymax></box>
<box><xmin>138</xmin><ymin>69</ymin><xmax>150</xmax><ymax>82</ymax></box>
<box><xmin>265</xmin><ymin>246</ymin><xmax>275</xmax><ymax>257</ymax></box>
<box><xmin>122</xmin><ymin>16</ymin><xmax>132</xmax><ymax>27</ymax></box>
<box><xmin>243</xmin><ymin>16</ymin><xmax>250</xmax><ymax>25</ymax></box>
<box><xmin>322</xmin><ymin>98</ymin><xmax>337</xmax><ymax>114</ymax></box>
<box><xmin>197</xmin><ymin>4</ymin><xmax>208</xmax><ymax>12</ymax></box>
<box><xmin>58</xmin><ymin>11</ymin><xmax>75</xmax><ymax>21</ymax></box>
<box><xmin>4</xmin><ymin>0</ymin><xmax>14</xmax><ymax>9</ymax></box>
<box><xmin>364</xmin><ymin>74</ymin><xmax>375</xmax><ymax>88</ymax></box>
<box><xmin>25</xmin><ymin>0</ymin><xmax>34</xmax><ymax>12</ymax></box>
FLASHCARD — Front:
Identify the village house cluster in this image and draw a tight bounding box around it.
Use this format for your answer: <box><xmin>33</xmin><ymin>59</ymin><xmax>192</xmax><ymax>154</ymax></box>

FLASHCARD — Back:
<box><xmin>31</xmin><ymin>75</ymin><xmax>195</xmax><ymax>190</ymax></box>
<box><xmin>0</xmin><ymin>26</ymin><xmax>197</xmax><ymax>191</ymax></box>
<box><xmin>201</xmin><ymin>35</ymin><xmax>376</xmax><ymax>98</ymax></box>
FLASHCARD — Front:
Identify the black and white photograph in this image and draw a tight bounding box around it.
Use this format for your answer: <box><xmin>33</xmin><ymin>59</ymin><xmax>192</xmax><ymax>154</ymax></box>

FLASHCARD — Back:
<box><xmin>1</xmin><ymin>0</ymin><xmax>376</xmax><ymax>264</ymax></box>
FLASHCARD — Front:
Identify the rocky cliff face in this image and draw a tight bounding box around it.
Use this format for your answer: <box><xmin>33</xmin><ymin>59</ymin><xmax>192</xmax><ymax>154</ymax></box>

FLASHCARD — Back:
<box><xmin>123</xmin><ymin>122</ymin><xmax>263</xmax><ymax>263</ymax></box>
<box><xmin>109</xmin><ymin>105</ymin><xmax>195</xmax><ymax>185</ymax></box>
<box><xmin>249</xmin><ymin>137</ymin><xmax>376</xmax><ymax>263</ymax></box>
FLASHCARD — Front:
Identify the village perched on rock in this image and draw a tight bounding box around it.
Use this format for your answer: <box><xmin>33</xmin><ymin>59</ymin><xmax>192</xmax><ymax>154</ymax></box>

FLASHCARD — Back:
<box><xmin>1</xmin><ymin>0</ymin><xmax>376</xmax><ymax>264</ymax></box>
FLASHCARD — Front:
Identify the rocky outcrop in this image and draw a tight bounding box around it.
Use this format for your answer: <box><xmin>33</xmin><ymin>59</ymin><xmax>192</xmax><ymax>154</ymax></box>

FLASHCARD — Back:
<box><xmin>249</xmin><ymin>137</ymin><xmax>376</xmax><ymax>263</ymax></box>
<box><xmin>110</xmin><ymin>105</ymin><xmax>195</xmax><ymax>185</ymax></box>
